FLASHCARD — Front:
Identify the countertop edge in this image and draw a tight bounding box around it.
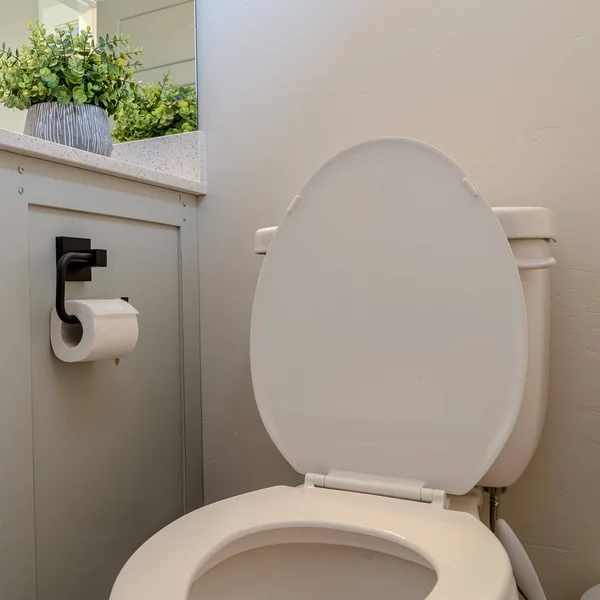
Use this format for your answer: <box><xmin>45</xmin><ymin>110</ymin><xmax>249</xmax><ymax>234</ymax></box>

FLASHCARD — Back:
<box><xmin>0</xmin><ymin>129</ymin><xmax>207</xmax><ymax>196</ymax></box>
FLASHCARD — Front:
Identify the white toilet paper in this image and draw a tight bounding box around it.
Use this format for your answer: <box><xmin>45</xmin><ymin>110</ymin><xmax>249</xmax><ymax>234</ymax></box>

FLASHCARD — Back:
<box><xmin>50</xmin><ymin>299</ymin><xmax>139</xmax><ymax>363</ymax></box>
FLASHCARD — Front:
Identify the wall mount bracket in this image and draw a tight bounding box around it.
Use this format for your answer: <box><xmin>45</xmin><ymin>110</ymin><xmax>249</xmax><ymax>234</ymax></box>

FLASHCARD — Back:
<box><xmin>55</xmin><ymin>236</ymin><xmax>107</xmax><ymax>325</ymax></box>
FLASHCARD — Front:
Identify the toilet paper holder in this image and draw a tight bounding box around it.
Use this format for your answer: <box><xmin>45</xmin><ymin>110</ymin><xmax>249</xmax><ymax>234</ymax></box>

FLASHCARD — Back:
<box><xmin>55</xmin><ymin>236</ymin><xmax>107</xmax><ymax>325</ymax></box>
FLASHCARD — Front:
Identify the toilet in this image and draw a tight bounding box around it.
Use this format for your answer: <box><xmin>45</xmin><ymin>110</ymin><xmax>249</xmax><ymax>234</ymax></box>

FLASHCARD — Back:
<box><xmin>109</xmin><ymin>139</ymin><xmax>556</xmax><ymax>600</ymax></box>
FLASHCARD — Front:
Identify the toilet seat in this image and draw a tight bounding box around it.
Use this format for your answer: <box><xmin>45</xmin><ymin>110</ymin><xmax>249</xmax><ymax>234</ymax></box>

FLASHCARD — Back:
<box><xmin>110</xmin><ymin>486</ymin><xmax>517</xmax><ymax>600</ymax></box>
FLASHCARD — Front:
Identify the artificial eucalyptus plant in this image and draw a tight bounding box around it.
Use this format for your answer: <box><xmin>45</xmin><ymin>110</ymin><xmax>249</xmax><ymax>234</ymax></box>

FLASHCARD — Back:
<box><xmin>112</xmin><ymin>73</ymin><xmax>197</xmax><ymax>142</ymax></box>
<box><xmin>0</xmin><ymin>21</ymin><xmax>142</xmax><ymax>115</ymax></box>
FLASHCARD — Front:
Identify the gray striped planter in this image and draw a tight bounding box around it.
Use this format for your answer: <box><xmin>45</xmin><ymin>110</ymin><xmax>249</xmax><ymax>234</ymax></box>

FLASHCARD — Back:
<box><xmin>24</xmin><ymin>102</ymin><xmax>113</xmax><ymax>157</ymax></box>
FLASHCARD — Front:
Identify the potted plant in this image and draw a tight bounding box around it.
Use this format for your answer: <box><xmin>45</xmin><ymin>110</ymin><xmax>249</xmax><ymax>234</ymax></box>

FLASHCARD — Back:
<box><xmin>112</xmin><ymin>73</ymin><xmax>197</xmax><ymax>143</ymax></box>
<box><xmin>0</xmin><ymin>21</ymin><xmax>142</xmax><ymax>156</ymax></box>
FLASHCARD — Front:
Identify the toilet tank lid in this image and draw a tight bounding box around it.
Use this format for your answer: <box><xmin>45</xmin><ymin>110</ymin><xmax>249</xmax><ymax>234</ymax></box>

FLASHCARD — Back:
<box><xmin>493</xmin><ymin>207</ymin><xmax>556</xmax><ymax>240</ymax></box>
<box><xmin>254</xmin><ymin>207</ymin><xmax>556</xmax><ymax>255</ymax></box>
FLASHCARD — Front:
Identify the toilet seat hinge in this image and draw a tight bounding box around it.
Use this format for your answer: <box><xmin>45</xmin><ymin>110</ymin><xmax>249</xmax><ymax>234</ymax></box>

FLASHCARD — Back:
<box><xmin>304</xmin><ymin>471</ymin><xmax>448</xmax><ymax>508</ymax></box>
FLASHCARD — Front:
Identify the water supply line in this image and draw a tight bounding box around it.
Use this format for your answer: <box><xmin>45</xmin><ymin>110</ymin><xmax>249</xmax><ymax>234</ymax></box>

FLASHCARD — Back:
<box><xmin>485</xmin><ymin>487</ymin><xmax>529</xmax><ymax>600</ymax></box>
<box><xmin>485</xmin><ymin>486</ymin><xmax>507</xmax><ymax>533</ymax></box>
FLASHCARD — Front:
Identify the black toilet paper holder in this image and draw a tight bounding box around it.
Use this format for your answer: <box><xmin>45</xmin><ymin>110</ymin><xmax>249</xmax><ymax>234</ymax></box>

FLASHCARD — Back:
<box><xmin>55</xmin><ymin>237</ymin><xmax>107</xmax><ymax>325</ymax></box>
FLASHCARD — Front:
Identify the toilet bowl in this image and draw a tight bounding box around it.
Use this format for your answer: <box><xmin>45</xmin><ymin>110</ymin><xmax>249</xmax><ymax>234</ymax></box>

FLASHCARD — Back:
<box><xmin>113</xmin><ymin>487</ymin><xmax>516</xmax><ymax>600</ymax></box>
<box><xmin>109</xmin><ymin>139</ymin><xmax>556</xmax><ymax>600</ymax></box>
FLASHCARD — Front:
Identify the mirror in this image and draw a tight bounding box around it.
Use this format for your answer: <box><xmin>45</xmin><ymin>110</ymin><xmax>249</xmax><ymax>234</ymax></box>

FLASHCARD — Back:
<box><xmin>0</xmin><ymin>0</ymin><xmax>197</xmax><ymax>138</ymax></box>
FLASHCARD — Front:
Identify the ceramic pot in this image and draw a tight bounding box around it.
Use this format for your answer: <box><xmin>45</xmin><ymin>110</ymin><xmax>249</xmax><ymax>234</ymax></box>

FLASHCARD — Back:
<box><xmin>24</xmin><ymin>102</ymin><xmax>112</xmax><ymax>157</ymax></box>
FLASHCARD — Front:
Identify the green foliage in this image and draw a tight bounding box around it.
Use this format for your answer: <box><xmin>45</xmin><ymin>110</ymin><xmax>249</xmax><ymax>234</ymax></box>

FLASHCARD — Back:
<box><xmin>112</xmin><ymin>73</ymin><xmax>197</xmax><ymax>142</ymax></box>
<box><xmin>0</xmin><ymin>21</ymin><xmax>142</xmax><ymax>115</ymax></box>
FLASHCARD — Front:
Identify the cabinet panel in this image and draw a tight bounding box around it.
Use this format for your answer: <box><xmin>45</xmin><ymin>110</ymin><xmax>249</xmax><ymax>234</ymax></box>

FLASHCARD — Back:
<box><xmin>0</xmin><ymin>150</ymin><xmax>202</xmax><ymax>600</ymax></box>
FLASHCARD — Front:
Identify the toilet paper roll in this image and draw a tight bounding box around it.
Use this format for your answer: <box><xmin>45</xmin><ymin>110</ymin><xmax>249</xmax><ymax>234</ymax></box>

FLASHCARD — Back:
<box><xmin>50</xmin><ymin>299</ymin><xmax>139</xmax><ymax>363</ymax></box>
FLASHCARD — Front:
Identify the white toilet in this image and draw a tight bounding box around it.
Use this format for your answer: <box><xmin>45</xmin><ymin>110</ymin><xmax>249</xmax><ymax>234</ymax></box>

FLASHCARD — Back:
<box><xmin>109</xmin><ymin>139</ymin><xmax>556</xmax><ymax>600</ymax></box>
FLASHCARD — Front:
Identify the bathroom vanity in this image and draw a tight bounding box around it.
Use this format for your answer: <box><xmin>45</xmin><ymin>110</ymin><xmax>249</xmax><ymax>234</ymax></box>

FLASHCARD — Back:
<box><xmin>0</xmin><ymin>130</ymin><xmax>205</xmax><ymax>600</ymax></box>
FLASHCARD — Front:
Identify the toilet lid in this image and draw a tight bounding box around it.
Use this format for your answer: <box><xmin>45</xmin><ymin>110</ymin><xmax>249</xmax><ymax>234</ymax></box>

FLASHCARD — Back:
<box><xmin>250</xmin><ymin>139</ymin><xmax>527</xmax><ymax>495</ymax></box>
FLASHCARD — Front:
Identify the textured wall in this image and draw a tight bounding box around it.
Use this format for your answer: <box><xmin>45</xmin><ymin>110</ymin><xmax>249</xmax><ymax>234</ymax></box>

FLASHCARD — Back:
<box><xmin>196</xmin><ymin>2</ymin><xmax>600</xmax><ymax>597</ymax></box>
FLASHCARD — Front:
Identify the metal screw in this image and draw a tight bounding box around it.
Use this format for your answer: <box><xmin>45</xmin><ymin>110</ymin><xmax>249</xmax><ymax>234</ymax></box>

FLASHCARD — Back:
<box><xmin>18</xmin><ymin>166</ymin><xmax>24</xmax><ymax>174</ymax></box>
<box><xmin>18</xmin><ymin>187</ymin><xmax>24</xmax><ymax>194</ymax></box>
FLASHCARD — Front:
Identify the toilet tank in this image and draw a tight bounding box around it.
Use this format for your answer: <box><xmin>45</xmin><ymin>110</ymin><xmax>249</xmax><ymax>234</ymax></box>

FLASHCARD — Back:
<box><xmin>479</xmin><ymin>207</ymin><xmax>556</xmax><ymax>487</ymax></box>
<box><xmin>254</xmin><ymin>206</ymin><xmax>556</xmax><ymax>490</ymax></box>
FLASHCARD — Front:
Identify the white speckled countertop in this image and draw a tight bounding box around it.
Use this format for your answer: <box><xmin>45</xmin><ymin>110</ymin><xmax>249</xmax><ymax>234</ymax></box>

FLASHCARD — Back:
<box><xmin>112</xmin><ymin>131</ymin><xmax>206</xmax><ymax>184</ymax></box>
<box><xmin>0</xmin><ymin>128</ymin><xmax>206</xmax><ymax>195</ymax></box>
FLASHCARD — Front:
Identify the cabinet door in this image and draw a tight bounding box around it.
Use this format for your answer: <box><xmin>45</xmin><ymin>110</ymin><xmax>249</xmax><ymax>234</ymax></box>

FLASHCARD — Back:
<box><xmin>29</xmin><ymin>208</ymin><xmax>184</xmax><ymax>600</ymax></box>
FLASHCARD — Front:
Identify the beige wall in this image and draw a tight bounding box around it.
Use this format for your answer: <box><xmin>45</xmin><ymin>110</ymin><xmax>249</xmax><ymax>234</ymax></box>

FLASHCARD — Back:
<box><xmin>196</xmin><ymin>2</ymin><xmax>600</xmax><ymax>598</ymax></box>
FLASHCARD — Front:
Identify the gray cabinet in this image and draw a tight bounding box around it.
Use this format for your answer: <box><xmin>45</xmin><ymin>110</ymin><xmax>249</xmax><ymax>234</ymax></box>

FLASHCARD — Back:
<box><xmin>0</xmin><ymin>151</ymin><xmax>202</xmax><ymax>600</ymax></box>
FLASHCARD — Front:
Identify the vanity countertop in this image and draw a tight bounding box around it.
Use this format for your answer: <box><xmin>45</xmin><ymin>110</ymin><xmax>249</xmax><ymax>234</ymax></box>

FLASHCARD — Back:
<box><xmin>0</xmin><ymin>129</ymin><xmax>206</xmax><ymax>195</ymax></box>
